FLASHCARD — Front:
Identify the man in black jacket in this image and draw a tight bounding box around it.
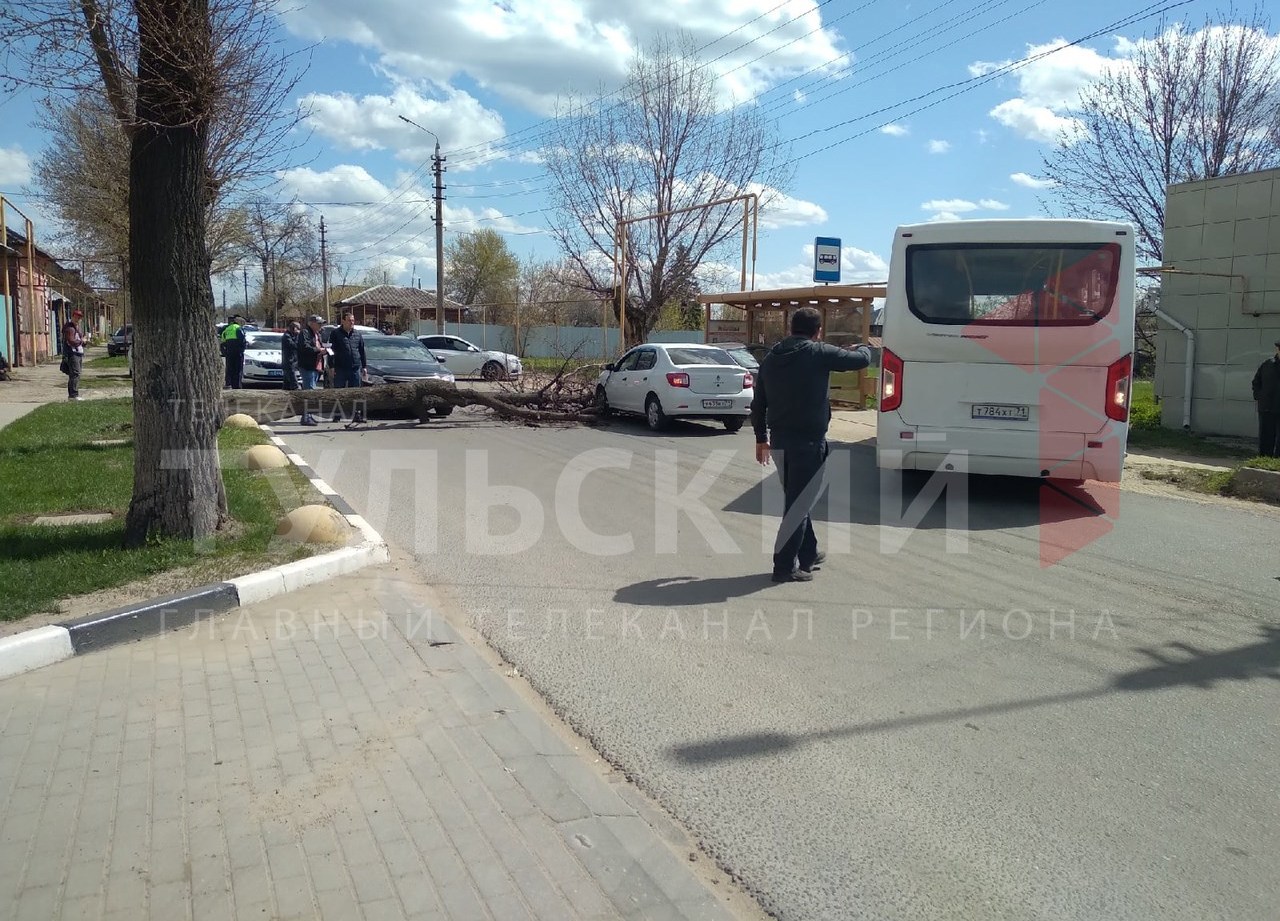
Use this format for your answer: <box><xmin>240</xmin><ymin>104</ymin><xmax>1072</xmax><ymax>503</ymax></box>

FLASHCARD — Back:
<box><xmin>281</xmin><ymin>321</ymin><xmax>302</xmax><ymax>391</ymax></box>
<box><xmin>296</xmin><ymin>315</ymin><xmax>327</xmax><ymax>426</ymax></box>
<box><xmin>1252</xmin><ymin>340</ymin><xmax>1280</xmax><ymax>457</ymax></box>
<box><xmin>328</xmin><ymin>311</ymin><xmax>368</xmax><ymax>424</ymax></box>
<box><xmin>751</xmin><ymin>307</ymin><xmax>872</xmax><ymax>582</ymax></box>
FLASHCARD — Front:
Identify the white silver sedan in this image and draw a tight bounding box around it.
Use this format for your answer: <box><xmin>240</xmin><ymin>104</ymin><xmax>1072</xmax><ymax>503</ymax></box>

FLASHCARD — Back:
<box><xmin>595</xmin><ymin>343</ymin><xmax>753</xmax><ymax>432</ymax></box>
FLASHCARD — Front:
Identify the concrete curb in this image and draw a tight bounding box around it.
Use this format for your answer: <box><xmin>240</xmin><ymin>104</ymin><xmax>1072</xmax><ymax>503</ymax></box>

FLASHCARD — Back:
<box><xmin>0</xmin><ymin>420</ymin><xmax>388</xmax><ymax>682</ymax></box>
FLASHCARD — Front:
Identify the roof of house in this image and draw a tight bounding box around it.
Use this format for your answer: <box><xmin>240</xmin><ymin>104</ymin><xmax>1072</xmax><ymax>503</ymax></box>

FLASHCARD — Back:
<box><xmin>337</xmin><ymin>284</ymin><xmax>467</xmax><ymax>312</ymax></box>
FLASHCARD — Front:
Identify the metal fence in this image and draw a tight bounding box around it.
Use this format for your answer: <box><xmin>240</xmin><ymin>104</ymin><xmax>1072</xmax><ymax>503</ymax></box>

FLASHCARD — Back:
<box><xmin>408</xmin><ymin>321</ymin><xmax>704</xmax><ymax>359</ymax></box>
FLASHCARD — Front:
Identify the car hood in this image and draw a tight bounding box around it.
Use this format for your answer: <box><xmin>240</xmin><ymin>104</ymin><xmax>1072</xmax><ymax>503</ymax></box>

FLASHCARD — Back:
<box><xmin>244</xmin><ymin>349</ymin><xmax>281</xmax><ymax>361</ymax></box>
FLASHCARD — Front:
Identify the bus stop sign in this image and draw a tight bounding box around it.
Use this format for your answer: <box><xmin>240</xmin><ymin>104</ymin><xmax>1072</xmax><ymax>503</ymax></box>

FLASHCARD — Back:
<box><xmin>814</xmin><ymin>237</ymin><xmax>841</xmax><ymax>283</ymax></box>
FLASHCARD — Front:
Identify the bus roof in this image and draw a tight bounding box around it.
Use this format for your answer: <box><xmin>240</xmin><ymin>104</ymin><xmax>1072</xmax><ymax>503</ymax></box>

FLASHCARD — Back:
<box><xmin>893</xmin><ymin>217</ymin><xmax>1134</xmax><ymax>238</ymax></box>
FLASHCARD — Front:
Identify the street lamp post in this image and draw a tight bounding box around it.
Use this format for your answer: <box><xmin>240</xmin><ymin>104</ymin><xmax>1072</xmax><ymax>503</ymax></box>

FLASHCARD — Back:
<box><xmin>398</xmin><ymin>115</ymin><xmax>446</xmax><ymax>334</ymax></box>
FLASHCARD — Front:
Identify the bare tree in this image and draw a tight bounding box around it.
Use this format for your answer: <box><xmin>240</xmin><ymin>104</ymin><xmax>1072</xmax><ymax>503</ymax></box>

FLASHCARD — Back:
<box><xmin>240</xmin><ymin>197</ymin><xmax>320</xmax><ymax>325</ymax></box>
<box><xmin>1</xmin><ymin>0</ymin><xmax>308</xmax><ymax>546</ymax></box>
<box><xmin>1041</xmin><ymin>11</ymin><xmax>1280</xmax><ymax>261</ymax></box>
<box><xmin>8</xmin><ymin>1</ymin><xmax>309</xmax><ymax>267</ymax></box>
<box><xmin>544</xmin><ymin>31</ymin><xmax>791</xmax><ymax>347</ymax></box>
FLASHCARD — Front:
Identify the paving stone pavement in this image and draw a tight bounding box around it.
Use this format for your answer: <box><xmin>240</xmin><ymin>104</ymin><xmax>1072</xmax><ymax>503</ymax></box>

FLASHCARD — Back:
<box><xmin>0</xmin><ymin>565</ymin><xmax>749</xmax><ymax>921</ymax></box>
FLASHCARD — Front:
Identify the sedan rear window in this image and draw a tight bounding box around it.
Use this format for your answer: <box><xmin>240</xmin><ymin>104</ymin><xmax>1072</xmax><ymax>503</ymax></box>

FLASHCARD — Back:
<box><xmin>666</xmin><ymin>347</ymin><xmax>738</xmax><ymax>367</ymax></box>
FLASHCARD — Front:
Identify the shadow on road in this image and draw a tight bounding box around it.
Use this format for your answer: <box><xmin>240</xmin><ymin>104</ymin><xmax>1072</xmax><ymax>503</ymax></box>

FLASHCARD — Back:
<box><xmin>669</xmin><ymin>624</ymin><xmax>1280</xmax><ymax>766</ymax></box>
<box><xmin>726</xmin><ymin>443</ymin><xmax>1112</xmax><ymax>532</ymax></box>
<box><xmin>614</xmin><ymin>574</ymin><xmax>778</xmax><ymax>607</ymax></box>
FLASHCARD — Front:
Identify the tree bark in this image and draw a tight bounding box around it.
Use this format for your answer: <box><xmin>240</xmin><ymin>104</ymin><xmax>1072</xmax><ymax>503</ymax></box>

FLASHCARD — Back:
<box><xmin>124</xmin><ymin>0</ymin><xmax>226</xmax><ymax>548</ymax></box>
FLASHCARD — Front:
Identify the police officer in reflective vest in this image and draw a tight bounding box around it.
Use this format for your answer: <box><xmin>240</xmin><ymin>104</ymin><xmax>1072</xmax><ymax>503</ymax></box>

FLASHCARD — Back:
<box><xmin>221</xmin><ymin>315</ymin><xmax>247</xmax><ymax>389</ymax></box>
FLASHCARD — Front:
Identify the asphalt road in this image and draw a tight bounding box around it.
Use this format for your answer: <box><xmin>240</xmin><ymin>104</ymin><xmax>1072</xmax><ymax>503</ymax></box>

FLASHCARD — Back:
<box><xmin>280</xmin><ymin>409</ymin><xmax>1280</xmax><ymax>921</ymax></box>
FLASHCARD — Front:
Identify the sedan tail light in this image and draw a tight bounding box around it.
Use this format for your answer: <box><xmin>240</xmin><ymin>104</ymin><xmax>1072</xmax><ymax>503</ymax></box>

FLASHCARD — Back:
<box><xmin>1105</xmin><ymin>353</ymin><xmax>1131</xmax><ymax>422</ymax></box>
<box><xmin>880</xmin><ymin>348</ymin><xmax>903</xmax><ymax>412</ymax></box>
<box><xmin>667</xmin><ymin>372</ymin><xmax>690</xmax><ymax>388</ymax></box>
<box><xmin>742</xmin><ymin>372</ymin><xmax>753</xmax><ymax>389</ymax></box>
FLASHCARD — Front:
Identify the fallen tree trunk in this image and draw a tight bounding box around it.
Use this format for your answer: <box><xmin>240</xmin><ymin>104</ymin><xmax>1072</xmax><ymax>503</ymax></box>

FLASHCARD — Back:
<box><xmin>220</xmin><ymin>379</ymin><xmax>604</xmax><ymax>425</ymax></box>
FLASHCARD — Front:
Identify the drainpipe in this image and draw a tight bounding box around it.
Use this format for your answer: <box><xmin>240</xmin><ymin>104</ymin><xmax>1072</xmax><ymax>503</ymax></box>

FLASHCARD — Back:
<box><xmin>1153</xmin><ymin>306</ymin><xmax>1195</xmax><ymax>430</ymax></box>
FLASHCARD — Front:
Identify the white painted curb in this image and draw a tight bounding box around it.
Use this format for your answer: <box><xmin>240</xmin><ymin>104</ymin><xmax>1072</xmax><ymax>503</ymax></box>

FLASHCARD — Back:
<box><xmin>0</xmin><ymin>626</ymin><xmax>75</xmax><ymax>680</ymax></box>
<box><xmin>0</xmin><ymin>421</ymin><xmax>391</xmax><ymax>683</ymax></box>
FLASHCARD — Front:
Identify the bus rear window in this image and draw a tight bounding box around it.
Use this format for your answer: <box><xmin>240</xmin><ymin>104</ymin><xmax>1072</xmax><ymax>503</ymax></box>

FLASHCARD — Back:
<box><xmin>905</xmin><ymin>242</ymin><xmax>1120</xmax><ymax>326</ymax></box>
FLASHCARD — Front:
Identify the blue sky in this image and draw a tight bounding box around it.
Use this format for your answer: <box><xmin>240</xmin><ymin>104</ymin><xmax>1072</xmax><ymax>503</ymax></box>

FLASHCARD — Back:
<box><xmin>0</xmin><ymin>0</ymin><xmax>1234</xmax><ymax>302</ymax></box>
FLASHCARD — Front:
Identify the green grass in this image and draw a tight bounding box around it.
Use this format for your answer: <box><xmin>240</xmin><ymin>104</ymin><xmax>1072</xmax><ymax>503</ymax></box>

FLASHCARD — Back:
<box><xmin>521</xmin><ymin>356</ymin><xmax>605</xmax><ymax>373</ymax></box>
<box><xmin>0</xmin><ymin>399</ymin><xmax>320</xmax><ymax>622</ymax></box>
<box><xmin>79</xmin><ymin>373</ymin><xmax>133</xmax><ymax>390</ymax></box>
<box><xmin>87</xmin><ymin>355</ymin><xmax>128</xmax><ymax>369</ymax></box>
<box><xmin>1242</xmin><ymin>455</ymin><xmax>1280</xmax><ymax>471</ymax></box>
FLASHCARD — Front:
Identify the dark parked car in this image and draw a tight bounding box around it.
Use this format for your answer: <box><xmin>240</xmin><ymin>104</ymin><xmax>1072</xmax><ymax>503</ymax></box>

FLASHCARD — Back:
<box><xmin>107</xmin><ymin>324</ymin><xmax>133</xmax><ymax>357</ymax></box>
<box><xmin>710</xmin><ymin>341</ymin><xmax>764</xmax><ymax>371</ymax></box>
<box><xmin>362</xmin><ymin>336</ymin><xmax>458</xmax><ymax>417</ymax></box>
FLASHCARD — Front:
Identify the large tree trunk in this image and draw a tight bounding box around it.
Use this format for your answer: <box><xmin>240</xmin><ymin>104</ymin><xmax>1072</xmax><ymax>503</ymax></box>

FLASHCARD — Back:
<box><xmin>124</xmin><ymin>0</ymin><xmax>226</xmax><ymax>548</ymax></box>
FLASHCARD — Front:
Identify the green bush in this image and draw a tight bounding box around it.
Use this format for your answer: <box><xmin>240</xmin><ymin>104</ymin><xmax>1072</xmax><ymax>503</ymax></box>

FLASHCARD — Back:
<box><xmin>1129</xmin><ymin>398</ymin><xmax>1162</xmax><ymax>431</ymax></box>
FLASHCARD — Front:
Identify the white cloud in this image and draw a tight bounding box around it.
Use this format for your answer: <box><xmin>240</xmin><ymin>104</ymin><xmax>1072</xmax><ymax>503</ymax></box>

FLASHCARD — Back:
<box><xmin>972</xmin><ymin>38</ymin><xmax>1118</xmax><ymax>143</ymax></box>
<box><xmin>926</xmin><ymin>211</ymin><xmax>964</xmax><ymax>222</ymax></box>
<box><xmin>298</xmin><ymin>84</ymin><xmax>506</xmax><ymax>169</ymax></box>
<box><xmin>1010</xmin><ymin>172</ymin><xmax>1058</xmax><ymax>189</ymax></box>
<box><xmin>282</xmin><ymin>0</ymin><xmax>847</xmax><ymax>116</ymax></box>
<box><xmin>793</xmin><ymin>90</ymin><xmax>806</xmax><ymax>105</ymax></box>
<box><xmin>921</xmin><ymin>199</ymin><xmax>979</xmax><ymax>212</ymax></box>
<box><xmin>756</xmin><ymin>244</ymin><xmax>888</xmax><ymax>289</ymax></box>
<box><xmin>927</xmin><ymin>139</ymin><xmax>951</xmax><ymax>154</ymax></box>
<box><xmin>880</xmin><ymin>123</ymin><xmax>909</xmax><ymax>137</ymax></box>
<box><xmin>276</xmin><ymin>164</ymin><xmax>543</xmax><ymax>282</ymax></box>
<box><xmin>0</xmin><ymin>145</ymin><xmax>32</xmax><ymax>187</ymax></box>
<box><xmin>753</xmin><ymin>184</ymin><xmax>827</xmax><ymax>229</ymax></box>
<box><xmin>989</xmin><ymin>98</ymin><xmax>1082</xmax><ymax>144</ymax></box>
<box><xmin>979</xmin><ymin>199</ymin><xmax>1010</xmax><ymax>210</ymax></box>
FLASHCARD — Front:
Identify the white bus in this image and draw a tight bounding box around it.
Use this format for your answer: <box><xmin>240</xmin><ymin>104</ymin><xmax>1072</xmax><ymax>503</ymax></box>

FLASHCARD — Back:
<box><xmin>876</xmin><ymin>219</ymin><xmax>1136</xmax><ymax>483</ymax></box>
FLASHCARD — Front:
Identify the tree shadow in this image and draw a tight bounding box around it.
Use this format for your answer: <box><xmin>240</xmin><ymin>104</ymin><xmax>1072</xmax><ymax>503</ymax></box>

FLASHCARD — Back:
<box><xmin>725</xmin><ymin>443</ymin><xmax>1111</xmax><ymax>532</ymax></box>
<box><xmin>614</xmin><ymin>574</ymin><xmax>779</xmax><ymax>607</ymax></box>
<box><xmin>0</xmin><ymin>527</ymin><xmax>123</xmax><ymax>560</ymax></box>
<box><xmin>668</xmin><ymin>624</ymin><xmax>1280</xmax><ymax>766</ymax></box>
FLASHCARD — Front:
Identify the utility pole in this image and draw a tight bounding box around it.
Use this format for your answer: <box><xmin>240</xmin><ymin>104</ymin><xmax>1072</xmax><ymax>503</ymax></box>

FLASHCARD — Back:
<box><xmin>319</xmin><ymin>216</ymin><xmax>330</xmax><ymax>320</ymax></box>
<box><xmin>432</xmin><ymin>142</ymin><xmax>446</xmax><ymax>334</ymax></box>
<box><xmin>242</xmin><ymin>266</ymin><xmax>248</xmax><ymax>315</ymax></box>
<box><xmin>397</xmin><ymin>115</ymin><xmax>446</xmax><ymax>334</ymax></box>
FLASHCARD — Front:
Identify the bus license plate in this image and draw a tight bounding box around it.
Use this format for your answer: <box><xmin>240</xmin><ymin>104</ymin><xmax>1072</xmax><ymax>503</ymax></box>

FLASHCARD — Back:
<box><xmin>972</xmin><ymin>403</ymin><xmax>1029</xmax><ymax>421</ymax></box>
<box><xmin>702</xmin><ymin>399</ymin><xmax>732</xmax><ymax>409</ymax></box>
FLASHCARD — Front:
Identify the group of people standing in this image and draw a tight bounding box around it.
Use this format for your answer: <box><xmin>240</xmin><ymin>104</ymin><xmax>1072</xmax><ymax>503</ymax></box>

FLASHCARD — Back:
<box><xmin>223</xmin><ymin>311</ymin><xmax>368</xmax><ymax>426</ymax></box>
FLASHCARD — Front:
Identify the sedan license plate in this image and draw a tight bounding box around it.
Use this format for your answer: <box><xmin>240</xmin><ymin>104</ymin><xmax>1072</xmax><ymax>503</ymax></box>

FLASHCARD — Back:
<box><xmin>268</xmin><ymin>370</ymin><xmax>283</xmax><ymax>377</ymax></box>
<box><xmin>702</xmin><ymin>399</ymin><xmax>733</xmax><ymax>409</ymax></box>
<box><xmin>971</xmin><ymin>403</ymin><xmax>1029</xmax><ymax>421</ymax></box>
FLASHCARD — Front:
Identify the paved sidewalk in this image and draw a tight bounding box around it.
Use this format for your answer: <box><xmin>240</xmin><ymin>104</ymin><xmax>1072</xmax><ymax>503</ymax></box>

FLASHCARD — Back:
<box><xmin>0</xmin><ymin>565</ymin><xmax>748</xmax><ymax>921</ymax></box>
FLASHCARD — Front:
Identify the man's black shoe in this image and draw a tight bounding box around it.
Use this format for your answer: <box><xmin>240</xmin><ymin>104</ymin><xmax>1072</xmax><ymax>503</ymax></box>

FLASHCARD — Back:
<box><xmin>813</xmin><ymin>551</ymin><xmax>826</xmax><ymax>565</ymax></box>
<box><xmin>771</xmin><ymin>568</ymin><xmax>814</xmax><ymax>583</ymax></box>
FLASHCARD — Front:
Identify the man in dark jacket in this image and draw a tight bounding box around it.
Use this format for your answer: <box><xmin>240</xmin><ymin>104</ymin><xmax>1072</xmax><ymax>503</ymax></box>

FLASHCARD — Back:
<box><xmin>1252</xmin><ymin>340</ymin><xmax>1280</xmax><ymax>457</ymax></box>
<box><xmin>295</xmin><ymin>315</ymin><xmax>327</xmax><ymax>426</ymax></box>
<box><xmin>751</xmin><ymin>306</ymin><xmax>872</xmax><ymax>582</ymax></box>
<box><xmin>281</xmin><ymin>320</ymin><xmax>302</xmax><ymax>391</ymax></box>
<box><xmin>328</xmin><ymin>311</ymin><xmax>368</xmax><ymax>424</ymax></box>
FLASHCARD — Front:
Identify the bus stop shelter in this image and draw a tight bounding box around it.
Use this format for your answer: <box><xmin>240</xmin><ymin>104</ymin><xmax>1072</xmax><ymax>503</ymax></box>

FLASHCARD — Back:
<box><xmin>697</xmin><ymin>283</ymin><xmax>885</xmax><ymax>407</ymax></box>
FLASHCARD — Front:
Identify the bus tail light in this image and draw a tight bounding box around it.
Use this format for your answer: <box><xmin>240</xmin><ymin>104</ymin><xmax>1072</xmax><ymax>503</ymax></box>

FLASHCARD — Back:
<box><xmin>881</xmin><ymin>349</ymin><xmax>903</xmax><ymax>412</ymax></box>
<box><xmin>1105</xmin><ymin>354</ymin><xmax>1131</xmax><ymax>422</ymax></box>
